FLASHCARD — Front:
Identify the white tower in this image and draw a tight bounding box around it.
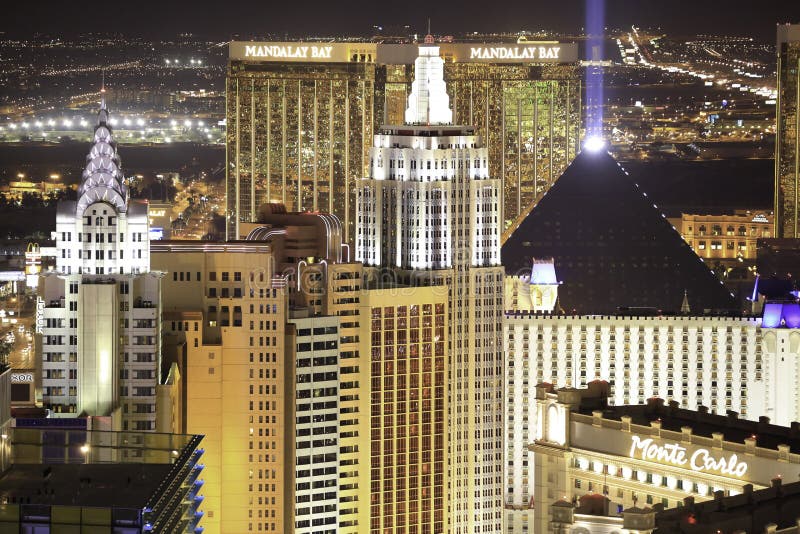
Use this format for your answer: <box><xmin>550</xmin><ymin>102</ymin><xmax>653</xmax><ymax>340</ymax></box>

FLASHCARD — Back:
<box><xmin>405</xmin><ymin>36</ymin><xmax>453</xmax><ymax>125</ymax></box>
<box><xmin>357</xmin><ymin>41</ymin><xmax>504</xmax><ymax>534</ymax></box>
<box><xmin>40</xmin><ymin>97</ymin><xmax>161</xmax><ymax>430</ymax></box>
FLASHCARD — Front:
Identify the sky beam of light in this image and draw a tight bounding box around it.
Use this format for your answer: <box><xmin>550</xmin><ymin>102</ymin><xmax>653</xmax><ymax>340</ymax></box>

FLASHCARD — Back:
<box><xmin>585</xmin><ymin>0</ymin><xmax>605</xmax><ymax>144</ymax></box>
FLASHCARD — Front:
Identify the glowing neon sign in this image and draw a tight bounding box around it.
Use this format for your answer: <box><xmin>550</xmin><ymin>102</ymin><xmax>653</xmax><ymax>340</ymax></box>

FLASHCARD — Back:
<box><xmin>11</xmin><ymin>373</ymin><xmax>33</xmax><ymax>383</ymax></box>
<box><xmin>35</xmin><ymin>297</ymin><xmax>44</xmax><ymax>334</ymax></box>
<box><xmin>245</xmin><ymin>45</ymin><xmax>333</xmax><ymax>59</ymax></box>
<box><xmin>629</xmin><ymin>435</ymin><xmax>747</xmax><ymax>478</ymax></box>
<box><xmin>469</xmin><ymin>46</ymin><xmax>561</xmax><ymax>60</ymax></box>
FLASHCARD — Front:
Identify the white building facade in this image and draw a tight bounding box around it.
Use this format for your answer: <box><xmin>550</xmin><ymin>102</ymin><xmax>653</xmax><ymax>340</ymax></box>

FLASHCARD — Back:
<box><xmin>356</xmin><ymin>40</ymin><xmax>505</xmax><ymax>534</ymax></box>
<box><xmin>39</xmin><ymin>100</ymin><xmax>160</xmax><ymax>430</ymax></box>
<box><xmin>289</xmin><ymin>314</ymin><xmax>341</xmax><ymax>534</ymax></box>
<box><xmin>503</xmin><ymin>311</ymin><xmax>800</xmax><ymax>515</ymax></box>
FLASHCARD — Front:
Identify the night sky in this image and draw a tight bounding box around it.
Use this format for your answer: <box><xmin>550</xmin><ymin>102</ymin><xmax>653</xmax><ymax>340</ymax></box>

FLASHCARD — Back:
<box><xmin>3</xmin><ymin>0</ymin><xmax>799</xmax><ymax>40</ymax></box>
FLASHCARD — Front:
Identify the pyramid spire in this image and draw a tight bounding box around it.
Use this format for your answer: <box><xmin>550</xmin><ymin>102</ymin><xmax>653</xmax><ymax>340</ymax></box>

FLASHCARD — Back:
<box><xmin>101</xmin><ymin>70</ymin><xmax>106</xmax><ymax>107</ymax></box>
<box><xmin>681</xmin><ymin>290</ymin><xmax>690</xmax><ymax>314</ymax></box>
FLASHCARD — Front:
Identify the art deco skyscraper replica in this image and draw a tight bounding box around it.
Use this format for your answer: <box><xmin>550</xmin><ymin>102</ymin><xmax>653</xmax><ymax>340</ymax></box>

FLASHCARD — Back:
<box><xmin>357</xmin><ymin>37</ymin><xmax>504</xmax><ymax>534</ymax></box>
<box><xmin>775</xmin><ymin>24</ymin><xmax>800</xmax><ymax>237</ymax></box>
<box><xmin>39</xmin><ymin>97</ymin><xmax>161</xmax><ymax>431</ymax></box>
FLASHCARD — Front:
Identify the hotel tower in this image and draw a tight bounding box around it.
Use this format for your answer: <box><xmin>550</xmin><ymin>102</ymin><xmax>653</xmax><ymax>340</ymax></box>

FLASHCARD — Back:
<box><xmin>226</xmin><ymin>39</ymin><xmax>580</xmax><ymax>243</ymax></box>
<box><xmin>776</xmin><ymin>24</ymin><xmax>800</xmax><ymax>237</ymax></box>
<box><xmin>356</xmin><ymin>38</ymin><xmax>505</xmax><ymax>534</ymax></box>
<box><xmin>39</xmin><ymin>97</ymin><xmax>160</xmax><ymax>431</ymax></box>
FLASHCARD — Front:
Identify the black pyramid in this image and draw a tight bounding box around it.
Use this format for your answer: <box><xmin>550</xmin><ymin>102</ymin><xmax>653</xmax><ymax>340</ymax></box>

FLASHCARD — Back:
<box><xmin>502</xmin><ymin>151</ymin><xmax>737</xmax><ymax>314</ymax></box>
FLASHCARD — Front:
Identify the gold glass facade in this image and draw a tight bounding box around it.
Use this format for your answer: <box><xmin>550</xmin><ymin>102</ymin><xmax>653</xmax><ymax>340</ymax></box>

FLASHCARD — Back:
<box><xmin>377</xmin><ymin>64</ymin><xmax>580</xmax><ymax>231</ymax></box>
<box><xmin>226</xmin><ymin>63</ymin><xmax>375</xmax><ymax>240</ymax></box>
<box><xmin>436</xmin><ymin>64</ymin><xmax>579</xmax><ymax>231</ymax></box>
<box><xmin>226</xmin><ymin>45</ymin><xmax>580</xmax><ymax>242</ymax></box>
<box><xmin>362</xmin><ymin>289</ymin><xmax>448</xmax><ymax>534</ymax></box>
<box><xmin>776</xmin><ymin>25</ymin><xmax>800</xmax><ymax>237</ymax></box>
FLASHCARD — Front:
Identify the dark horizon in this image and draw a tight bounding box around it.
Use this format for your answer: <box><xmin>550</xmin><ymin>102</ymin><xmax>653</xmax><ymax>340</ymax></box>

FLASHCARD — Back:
<box><xmin>3</xmin><ymin>0</ymin><xmax>799</xmax><ymax>41</ymax></box>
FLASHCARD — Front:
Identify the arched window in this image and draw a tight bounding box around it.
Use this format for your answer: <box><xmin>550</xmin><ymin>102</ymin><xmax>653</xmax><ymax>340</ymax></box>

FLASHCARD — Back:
<box><xmin>698</xmin><ymin>225</ymin><xmax>707</xmax><ymax>236</ymax></box>
<box><xmin>712</xmin><ymin>224</ymin><xmax>722</xmax><ymax>236</ymax></box>
<box><xmin>726</xmin><ymin>225</ymin><xmax>735</xmax><ymax>235</ymax></box>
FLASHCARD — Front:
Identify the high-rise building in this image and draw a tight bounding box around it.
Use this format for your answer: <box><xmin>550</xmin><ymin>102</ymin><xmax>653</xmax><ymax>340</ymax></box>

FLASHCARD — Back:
<box><xmin>153</xmin><ymin>211</ymin><xmax>369</xmax><ymax>534</ymax></box>
<box><xmin>245</xmin><ymin>206</ymin><xmax>369</xmax><ymax>534</ymax></box>
<box><xmin>360</xmin><ymin>286</ymin><xmax>449</xmax><ymax>533</ymax></box>
<box><xmin>226</xmin><ymin>40</ymin><xmax>580</xmax><ymax>242</ymax></box>
<box><xmin>775</xmin><ymin>24</ymin><xmax>800</xmax><ymax>238</ymax></box>
<box><xmin>504</xmin><ymin>312</ymin><xmax>762</xmax><ymax>511</ymax></box>
<box><xmin>286</xmin><ymin>313</ymin><xmax>341</xmax><ymax>534</ymax></box>
<box><xmin>39</xmin><ymin>99</ymin><xmax>160</xmax><ymax>431</ymax></box>
<box><xmin>356</xmin><ymin>39</ymin><xmax>504</xmax><ymax>534</ymax></box>
<box><xmin>154</xmin><ymin>241</ymin><xmax>289</xmax><ymax>533</ymax></box>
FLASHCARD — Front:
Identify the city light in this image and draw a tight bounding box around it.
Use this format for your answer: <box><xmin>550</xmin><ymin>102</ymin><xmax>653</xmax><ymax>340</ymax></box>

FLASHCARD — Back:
<box><xmin>583</xmin><ymin>135</ymin><xmax>607</xmax><ymax>153</ymax></box>
<box><xmin>0</xmin><ymin>18</ymin><xmax>798</xmax><ymax>534</ymax></box>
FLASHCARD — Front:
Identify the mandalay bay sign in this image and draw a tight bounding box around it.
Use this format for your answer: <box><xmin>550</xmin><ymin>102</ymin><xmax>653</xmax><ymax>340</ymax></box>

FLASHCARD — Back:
<box><xmin>468</xmin><ymin>46</ymin><xmax>562</xmax><ymax>60</ymax></box>
<box><xmin>629</xmin><ymin>435</ymin><xmax>748</xmax><ymax>477</ymax></box>
<box><xmin>230</xmin><ymin>42</ymin><xmax>579</xmax><ymax>64</ymax></box>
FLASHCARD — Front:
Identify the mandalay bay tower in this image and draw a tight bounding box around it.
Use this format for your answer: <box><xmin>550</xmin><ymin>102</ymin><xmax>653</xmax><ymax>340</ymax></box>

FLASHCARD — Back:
<box><xmin>225</xmin><ymin>39</ymin><xmax>580</xmax><ymax>243</ymax></box>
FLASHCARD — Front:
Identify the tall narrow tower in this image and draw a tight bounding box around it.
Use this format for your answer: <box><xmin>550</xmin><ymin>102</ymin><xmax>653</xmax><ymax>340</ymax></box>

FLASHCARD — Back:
<box><xmin>40</xmin><ymin>98</ymin><xmax>160</xmax><ymax>431</ymax></box>
<box><xmin>357</xmin><ymin>38</ymin><xmax>504</xmax><ymax>534</ymax></box>
<box><xmin>775</xmin><ymin>24</ymin><xmax>800</xmax><ymax>237</ymax></box>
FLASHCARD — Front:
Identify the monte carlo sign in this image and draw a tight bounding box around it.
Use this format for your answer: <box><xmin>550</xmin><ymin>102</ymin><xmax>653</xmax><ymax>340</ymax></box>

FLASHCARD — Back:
<box><xmin>630</xmin><ymin>435</ymin><xmax>748</xmax><ymax>478</ymax></box>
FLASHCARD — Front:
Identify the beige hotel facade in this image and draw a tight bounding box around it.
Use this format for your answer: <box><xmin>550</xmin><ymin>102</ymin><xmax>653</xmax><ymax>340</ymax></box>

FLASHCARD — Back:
<box><xmin>534</xmin><ymin>383</ymin><xmax>800</xmax><ymax>534</ymax></box>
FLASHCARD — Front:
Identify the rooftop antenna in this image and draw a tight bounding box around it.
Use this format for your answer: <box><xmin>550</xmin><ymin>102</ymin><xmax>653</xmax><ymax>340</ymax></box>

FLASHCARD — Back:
<box><xmin>100</xmin><ymin>69</ymin><xmax>106</xmax><ymax>109</ymax></box>
<box><xmin>424</xmin><ymin>18</ymin><xmax>434</xmax><ymax>44</ymax></box>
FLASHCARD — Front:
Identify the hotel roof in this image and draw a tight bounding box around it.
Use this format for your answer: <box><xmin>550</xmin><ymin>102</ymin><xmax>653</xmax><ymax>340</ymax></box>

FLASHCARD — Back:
<box><xmin>0</xmin><ymin>463</ymin><xmax>173</xmax><ymax>508</ymax></box>
<box><xmin>577</xmin><ymin>395</ymin><xmax>800</xmax><ymax>455</ymax></box>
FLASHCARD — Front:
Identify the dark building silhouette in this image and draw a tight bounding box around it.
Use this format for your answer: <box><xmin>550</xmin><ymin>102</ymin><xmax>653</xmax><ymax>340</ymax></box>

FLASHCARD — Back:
<box><xmin>502</xmin><ymin>151</ymin><xmax>737</xmax><ymax>314</ymax></box>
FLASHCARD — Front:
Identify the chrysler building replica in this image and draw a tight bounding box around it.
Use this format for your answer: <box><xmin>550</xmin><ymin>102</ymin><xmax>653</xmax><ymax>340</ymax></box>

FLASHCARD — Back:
<box><xmin>39</xmin><ymin>95</ymin><xmax>161</xmax><ymax>431</ymax></box>
<box><xmin>357</xmin><ymin>37</ymin><xmax>504</xmax><ymax>533</ymax></box>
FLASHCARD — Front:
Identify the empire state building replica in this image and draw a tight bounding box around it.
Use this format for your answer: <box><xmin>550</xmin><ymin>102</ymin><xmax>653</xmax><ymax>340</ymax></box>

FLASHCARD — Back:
<box><xmin>357</xmin><ymin>36</ymin><xmax>504</xmax><ymax>534</ymax></box>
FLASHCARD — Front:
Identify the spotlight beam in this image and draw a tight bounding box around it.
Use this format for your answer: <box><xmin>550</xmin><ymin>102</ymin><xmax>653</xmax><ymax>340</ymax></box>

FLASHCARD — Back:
<box><xmin>585</xmin><ymin>0</ymin><xmax>605</xmax><ymax>142</ymax></box>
